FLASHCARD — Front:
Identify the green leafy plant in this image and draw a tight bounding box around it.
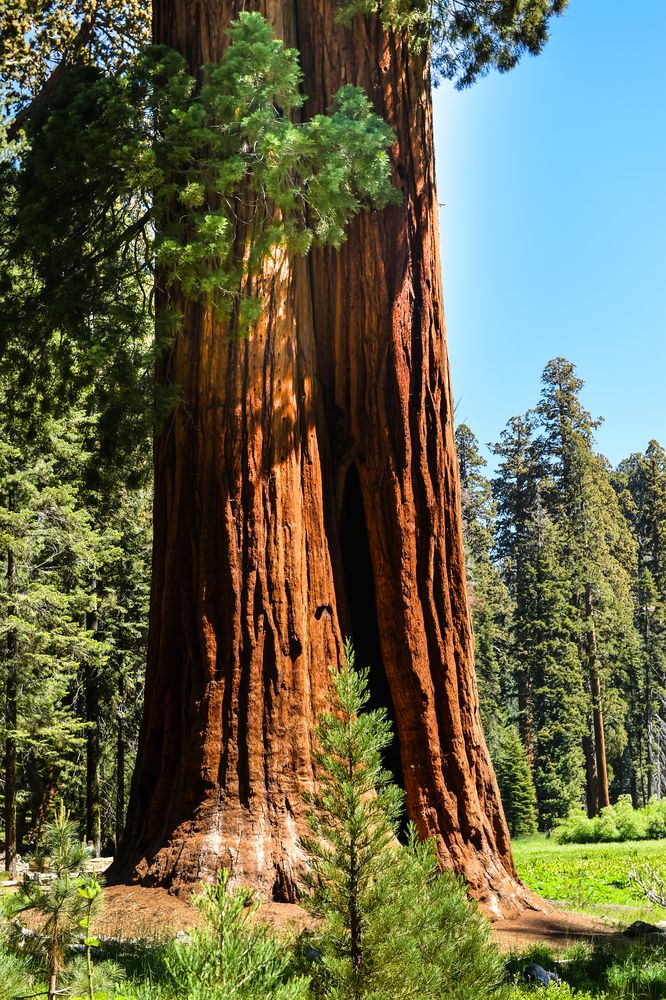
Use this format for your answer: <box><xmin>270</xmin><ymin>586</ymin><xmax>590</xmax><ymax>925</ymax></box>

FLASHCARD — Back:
<box><xmin>555</xmin><ymin>797</ymin><xmax>666</xmax><ymax>845</ymax></box>
<box><xmin>75</xmin><ymin>877</ymin><xmax>103</xmax><ymax>1000</ymax></box>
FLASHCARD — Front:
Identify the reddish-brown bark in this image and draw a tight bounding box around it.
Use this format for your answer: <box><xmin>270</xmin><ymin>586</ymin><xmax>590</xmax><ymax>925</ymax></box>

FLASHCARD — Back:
<box><xmin>110</xmin><ymin>0</ymin><xmax>540</xmax><ymax>917</ymax></box>
<box><xmin>585</xmin><ymin>583</ymin><xmax>610</xmax><ymax>813</ymax></box>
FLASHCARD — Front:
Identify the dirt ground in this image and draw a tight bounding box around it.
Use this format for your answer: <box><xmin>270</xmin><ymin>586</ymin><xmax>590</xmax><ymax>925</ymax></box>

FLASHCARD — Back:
<box><xmin>93</xmin><ymin>885</ymin><xmax>612</xmax><ymax>952</ymax></box>
<box><xmin>491</xmin><ymin>907</ymin><xmax>611</xmax><ymax>953</ymax></box>
<box><xmin>95</xmin><ymin>885</ymin><xmax>315</xmax><ymax>940</ymax></box>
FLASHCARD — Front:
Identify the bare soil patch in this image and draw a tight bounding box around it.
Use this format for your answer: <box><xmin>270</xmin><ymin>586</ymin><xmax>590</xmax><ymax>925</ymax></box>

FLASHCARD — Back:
<box><xmin>96</xmin><ymin>885</ymin><xmax>203</xmax><ymax>940</ymax></box>
<box><xmin>6</xmin><ymin>879</ymin><xmax>615</xmax><ymax>952</ymax></box>
<box><xmin>96</xmin><ymin>885</ymin><xmax>612</xmax><ymax>953</ymax></box>
<box><xmin>96</xmin><ymin>885</ymin><xmax>314</xmax><ymax>941</ymax></box>
<box><xmin>492</xmin><ymin>907</ymin><xmax>614</xmax><ymax>953</ymax></box>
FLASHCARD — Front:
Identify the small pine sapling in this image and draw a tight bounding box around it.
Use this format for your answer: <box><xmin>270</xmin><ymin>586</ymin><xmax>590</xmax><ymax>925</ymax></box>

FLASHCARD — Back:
<box><xmin>300</xmin><ymin>641</ymin><xmax>504</xmax><ymax>1000</ymax></box>
<box><xmin>300</xmin><ymin>640</ymin><xmax>403</xmax><ymax>997</ymax></box>
<box><xmin>11</xmin><ymin>803</ymin><xmax>89</xmax><ymax>1000</ymax></box>
<box><xmin>163</xmin><ymin>868</ymin><xmax>309</xmax><ymax>999</ymax></box>
<box><xmin>6</xmin><ymin>804</ymin><xmax>105</xmax><ymax>1000</ymax></box>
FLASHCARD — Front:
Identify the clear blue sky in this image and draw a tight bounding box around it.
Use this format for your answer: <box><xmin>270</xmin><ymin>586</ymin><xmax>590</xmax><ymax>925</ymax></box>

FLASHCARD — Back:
<box><xmin>432</xmin><ymin>0</ymin><xmax>666</xmax><ymax>468</ymax></box>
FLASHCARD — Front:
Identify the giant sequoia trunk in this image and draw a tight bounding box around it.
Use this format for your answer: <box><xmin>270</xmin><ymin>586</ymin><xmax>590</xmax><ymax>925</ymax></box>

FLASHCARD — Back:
<box><xmin>111</xmin><ymin>0</ymin><xmax>537</xmax><ymax>917</ymax></box>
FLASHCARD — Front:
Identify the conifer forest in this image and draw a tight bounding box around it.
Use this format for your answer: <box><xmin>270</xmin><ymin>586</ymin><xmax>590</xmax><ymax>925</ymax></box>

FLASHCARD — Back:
<box><xmin>1</xmin><ymin>2</ymin><xmax>665</xmax><ymax>999</ymax></box>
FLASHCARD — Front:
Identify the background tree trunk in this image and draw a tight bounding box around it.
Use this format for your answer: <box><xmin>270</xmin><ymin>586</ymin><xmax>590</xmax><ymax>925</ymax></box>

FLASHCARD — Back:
<box><xmin>85</xmin><ymin>579</ymin><xmax>101</xmax><ymax>857</ymax></box>
<box><xmin>585</xmin><ymin>584</ymin><xmax>610</xmax><ymax>812</ymax></box>
<box><xmin>115</xmin><ymin>671</ymin><xmax>125</xmax><ymax>851</ymax></box>
<box><xmin>4</xmin><ymin>628</ymin><xmax>17</xmax><ymax>874</ymax></box>
<box><xmin>583</xmin><ymin>726</ymin><xmax>599</xmax><ymax>818</ymax></box>
<box><xmin>5</xmin><ymin>498</ymin><xmax>17</xmax><ymax>874</ymax></box>
<box><xmin>111</xmin><ymin>0</ymin><xmax>537</xmax><ymax>917</ymax></box>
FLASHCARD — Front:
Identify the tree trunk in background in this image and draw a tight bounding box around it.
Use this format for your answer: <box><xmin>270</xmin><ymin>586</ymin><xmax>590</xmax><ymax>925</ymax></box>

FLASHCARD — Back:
<box><xmin>644</xmin><ymin>617</ymin><xmax>655</xmax><ymax>801</ymax></box>
<box><xmin>5</xmin><ymin>634</ymin><xmax>17</xmax><ymax>874</ymax></box>
<box><xmin>5</xmin><ymin>500</ymin><xmax>17</xmax><ymax>874</ymax></box>
<box><xmin>85</xmin><ymin>580</ymin><xmax>101</xmax><ymax>857</ymax></box>
<box><xmin>583</xmin><ymin>726</ymin><xmax>598</xmax><ymax>818</ymax></box>
<box><xmin>585</xmin><ymin>584</ymin><xmax>610</xmax><ymax>812</ymax></box>
<box><xmin>115</xmin><ymin>672</ymin><xmax>125</xmax><ymax>850</ymax></box>
<box><xmin>111</xmin><ymin>0</ymin><xmax>537</xmax><ymax>917</ymax></box>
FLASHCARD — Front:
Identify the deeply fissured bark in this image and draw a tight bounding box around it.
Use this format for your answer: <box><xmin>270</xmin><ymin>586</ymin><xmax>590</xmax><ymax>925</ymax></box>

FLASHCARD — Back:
<box><xmin>110</xmin><ymin>0</ymin><xmax>539</xmax><ymax>918</ymax></box>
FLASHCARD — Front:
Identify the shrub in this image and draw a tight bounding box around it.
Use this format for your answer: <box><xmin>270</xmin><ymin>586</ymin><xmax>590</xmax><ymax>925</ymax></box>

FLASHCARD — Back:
<box><xmin>590</xmin><ymin>808</ymin><xmax>620</xmax><ymax>843</ymax></box>
<box><xmin>555</xmin><ymin>797</ymin><xmax>666</xmax><ymax>845</ymax></box>
<box><xmin>644</xmin><ymin>799</ymin><xmax>666</xmax><ymax>839</ymax></box>
<box><xmin>612</xmin><ymin>795</ymin><xmax>647</xmax><ymax>841</ymax></box>
<box><xmin>555</xmin><ymin>810</ymin><xmax>597</xmax><ymax>844</ymax></box>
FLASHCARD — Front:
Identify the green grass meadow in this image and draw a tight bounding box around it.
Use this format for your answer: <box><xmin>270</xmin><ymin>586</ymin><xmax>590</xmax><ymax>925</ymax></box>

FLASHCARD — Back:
<box><xmin>513</xmin><ymin>834</ymin><xmax>666</xmax><ymax>923</ymax></box>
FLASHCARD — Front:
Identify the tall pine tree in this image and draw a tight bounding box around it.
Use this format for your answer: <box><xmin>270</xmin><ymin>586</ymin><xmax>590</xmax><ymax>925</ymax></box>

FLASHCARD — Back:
<box><xmin>615</xmin><ymin>441</ymin><xmax>666</xmax><ymax>803</ymax></box>
<box><xmin>534</xmin><ymin>358</ymin><xmax>638</xmax><ymax>815</ymax></box>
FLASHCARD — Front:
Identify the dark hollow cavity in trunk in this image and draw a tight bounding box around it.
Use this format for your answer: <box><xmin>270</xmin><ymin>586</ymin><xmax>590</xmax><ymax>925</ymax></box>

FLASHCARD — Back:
<box><xmin>340</xmin><ymin>462</ymin><xmax>407</xmax><ymax>814</ymax></box>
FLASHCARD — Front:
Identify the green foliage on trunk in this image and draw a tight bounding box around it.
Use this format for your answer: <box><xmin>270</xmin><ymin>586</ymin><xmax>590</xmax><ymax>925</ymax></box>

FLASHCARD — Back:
<box><xmin>2</xmin><ymin>11</ymin><xmax>398</xmax><ymax>377</ymax></box>
<box><xmin>151</xmin><ymin>13</ymin><xmax>399</xmax><ymax>328</ymax></box>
